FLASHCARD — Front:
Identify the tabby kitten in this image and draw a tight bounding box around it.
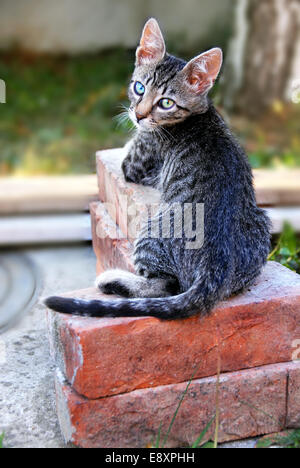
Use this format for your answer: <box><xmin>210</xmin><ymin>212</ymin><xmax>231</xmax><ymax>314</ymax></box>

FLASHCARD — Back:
<box><xmin>46</xmin><ymin>19</ymin><xmax>270</xmax><ymax>320</ymax></box>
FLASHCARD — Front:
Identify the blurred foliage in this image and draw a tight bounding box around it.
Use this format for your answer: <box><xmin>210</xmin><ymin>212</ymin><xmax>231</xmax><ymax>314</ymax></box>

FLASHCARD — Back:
<box><xmin>0</xmin><ymin>50</ymin><xmax>133</xmax><ymax>175</ymax></box>
<box><xmin>0</xmin><ymin>50</ymin><xmax>300</xmax><ymax>175</ymax></box>
<box><xmin>248</xmin><ymin>134</ymin><xmax>300</xmax><ymax>169</ymax></box>
<box><xmin>269</xmin><ymin>222</ymin><xmax>300</xmax><ymax>274</ymax></box>
<box><xmin>231</xmin><ymin>102</ymin><xmax>300</xmax><ymax>169</ymax></box>
<box><xmin>273</xmin><ymin>430</ymin><xmax>300</xmax><ymax>449</ymax></box>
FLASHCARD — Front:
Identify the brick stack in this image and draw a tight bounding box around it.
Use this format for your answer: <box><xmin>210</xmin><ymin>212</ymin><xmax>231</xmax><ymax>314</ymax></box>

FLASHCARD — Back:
<box><xmin>47</xmin><ymin>148</ymin><xmax>300</xmax><ymax>448</ymax></box>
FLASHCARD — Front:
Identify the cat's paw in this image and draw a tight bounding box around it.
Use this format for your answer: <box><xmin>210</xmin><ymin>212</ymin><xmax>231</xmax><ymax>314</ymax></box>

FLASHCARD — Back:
<box><xmin>95</xmin><ymin>270</ymin><xmax>134</xmax><ymax>298</ymax></box>
<box><xmin>121</xmin><ymin>156</ymin><xmax>134</xmax><ymax>181</ymax></box>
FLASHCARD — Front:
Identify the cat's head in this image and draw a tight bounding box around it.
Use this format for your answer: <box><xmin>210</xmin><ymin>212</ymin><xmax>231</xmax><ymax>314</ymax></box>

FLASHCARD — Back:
<box><xmin>128</xmin><ymin>18</ymin><xmax>223</xmax><ymax>131</ymax></box>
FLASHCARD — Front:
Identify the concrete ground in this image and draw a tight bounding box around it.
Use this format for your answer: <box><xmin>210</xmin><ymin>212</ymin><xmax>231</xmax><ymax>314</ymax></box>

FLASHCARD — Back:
<box><xmin>0</xmin><ymin>244</ymin><xmax>96</xmax><ymax>448</ymax></box>
<box><xmin>0</xmin><ymin>244</ymin><xmax>257</xmax><ymax>448</ymax></box>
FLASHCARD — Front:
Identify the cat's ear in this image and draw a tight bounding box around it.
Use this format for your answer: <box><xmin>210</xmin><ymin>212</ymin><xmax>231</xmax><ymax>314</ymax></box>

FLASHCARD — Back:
<box><xmin>136</xmin><ymin>18</ymin><xmax>166</xmax><ymax>66</ymax></box>
<box><xmin>181</xmin><ymin>48</ymin><xmax>223</xmax><ymax>94</ymax></box>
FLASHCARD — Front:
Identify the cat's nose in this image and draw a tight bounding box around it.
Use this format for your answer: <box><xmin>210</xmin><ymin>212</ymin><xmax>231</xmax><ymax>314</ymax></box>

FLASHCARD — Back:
<box><xmin>135</xmin><ymin>112</ymin><xmax>147</xmax><ymax>122</ymax></box>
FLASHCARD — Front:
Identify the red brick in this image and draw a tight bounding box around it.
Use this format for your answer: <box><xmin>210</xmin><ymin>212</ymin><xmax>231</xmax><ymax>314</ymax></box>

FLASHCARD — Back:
<box><xmin>47</xmin><ymin>261</ymin><xmax>300</xmax><ymax>399</ymax></box>
<box><xmin>96</xmin><ymin>259</ymin><xmax>103</xmax><ymax>276</ymax></box>
<box><xmin>90</xmin><ymin>201</ymin><xmax>134</xmax><ymax>274</ymax></box>
<box><xmin>96</xmin><ymin>149</ymin><xmax>160</xmax><ymax>242</ymax></box>
<box><xmin>286</xmin><ymin>362</ymin><xmax>300</xmax><ymax>428</ymax></box>
<box><xmin>55</xmin><ymin>362</ymin><xmax>295</xmax><ymax>448</ymax></box>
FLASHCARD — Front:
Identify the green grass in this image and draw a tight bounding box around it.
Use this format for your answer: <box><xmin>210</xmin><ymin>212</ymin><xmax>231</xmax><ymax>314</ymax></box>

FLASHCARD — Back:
<box><xmin>256</xmin><ymin>429</ymin><xmax>300</xmax><ymax>448</ymax></box>
<box><xmin>0</xmin><ymin>433</ymin><xmax>4</xmax><ymax>448</ymax></box>
<box><xmin>152</xmin><ymin>365</ymin><xmax>219</xmax><ymax>449</ymax></box>
<box><xmin>0</xmin><ymin>50</ymin><xmax>133</xmax><ymax>175</ymax></box>
<box><xmin>268</xmin><ymin>222</ymin><xmax>300</xmax><ymax>274</ymax></box>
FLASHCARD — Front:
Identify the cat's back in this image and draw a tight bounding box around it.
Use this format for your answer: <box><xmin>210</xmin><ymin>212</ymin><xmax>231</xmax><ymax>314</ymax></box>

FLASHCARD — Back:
<box><xmin>162</xmin><ymin>106</ymin><xmax>253</xmax><ymax>206</ymax></box>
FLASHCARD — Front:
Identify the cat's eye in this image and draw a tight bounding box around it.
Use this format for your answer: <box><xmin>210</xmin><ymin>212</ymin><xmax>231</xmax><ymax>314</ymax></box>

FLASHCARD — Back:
<box><xmin>158</xmin><ymin>98</ymin><xmax>175</xmax><ymax>110</ymax></box>
<box><xmin>134</xmin><ymin>81</ymin><xmax>145</xmax><ymax>96</ymax></box>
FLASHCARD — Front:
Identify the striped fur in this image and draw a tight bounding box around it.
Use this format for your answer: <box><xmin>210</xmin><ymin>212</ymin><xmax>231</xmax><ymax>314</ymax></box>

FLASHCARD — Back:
<box><xmin>45</xmin><ymin>19</ymin><xmax>270</xmax><ymax>320</ymax></box>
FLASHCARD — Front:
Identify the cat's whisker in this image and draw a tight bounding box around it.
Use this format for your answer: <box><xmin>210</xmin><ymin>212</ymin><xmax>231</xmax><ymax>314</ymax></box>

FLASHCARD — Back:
<box><xmin>113</xmin><ymin>113</ymin><xmax>127</xmax><ymax>124</ymax></box>
<box><xmin>116</xmin><ymin>103</ymin><xmax>131</xmax><ymax>112</ymax></box>
<box><xmin>114</xmin><ymin>108</ymin><xmax>136</xmax><ymax>131</ymax></box>
<box><xmin>156</xmin><ymin>128</ymin><xmax>167</xmax><ymax>143</ymax></box>
<box><xmin>158</xmin><ymin>128</ymin><xmax>167</xmax><ymax>142</ymax></box>
<box><xmin>154</xmin><ymin>126</ymin><xmax>169</xmax><ymax>143</ymax></box>
<box><xmin>160</xmin><ymin>125</ymin><xmax>175</xmax><ymax>142</ymax></box>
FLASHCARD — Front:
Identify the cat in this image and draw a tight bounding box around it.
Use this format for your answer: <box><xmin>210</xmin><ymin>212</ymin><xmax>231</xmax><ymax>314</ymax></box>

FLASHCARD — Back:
<box><xmin>45</xmin><ymin>18</ymin><xmax>271</xmax><ymax>320</ymax></box>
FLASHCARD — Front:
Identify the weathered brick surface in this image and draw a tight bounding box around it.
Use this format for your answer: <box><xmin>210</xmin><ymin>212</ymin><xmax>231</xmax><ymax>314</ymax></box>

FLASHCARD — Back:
<box><xmin>47</xmin><ymin>261</ymin><xmax>300</xmax><ymax>399</ymax></box>
<box><xmin>50</xmin><ymin>148</ymin><xmax>300</xmax><ymax>446</ymax></box>
<box><xmin>90</xmin><ymin>201</ymin><xmax>134</xmax><ymax>274</ymax></box>
<box><xmin>96</xmin><ymin>148</ymin><xmax>160</xmax><ymax>242</ymax></box>
<box><xmin>96</xmin><ymin>259</ymin><xmax>103</xmax><ymax>276</ymax></box>
<box><xmin>55</xmin><ymin>362</ymin><xmax>300</xmax><ymax>448</ymax></box>
<box><xmin>286</xmin><ymin>362</ymin><xmax>300</xmax><ymax>428</ymax></box>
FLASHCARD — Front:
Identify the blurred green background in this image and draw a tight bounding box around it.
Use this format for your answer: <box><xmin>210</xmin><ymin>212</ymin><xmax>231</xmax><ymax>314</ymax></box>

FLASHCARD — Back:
<box><xmin>0</xmin><ymin>0</ymin><xmax>299</xmax><ymax>176</ymax></box>
<box><xmin>0</xmin><ymin>50</ymin><xmax>132</xmax><ymax>175</ymax></box>
<box><xmin>1</xmin><ymin>48</ymin><xmax>299</xmax><ymax>176</ymax></box>
<box><xmin>0</xmin><ymin>49</ymin><xmax>300</xmax><ymax>175</ymax></box>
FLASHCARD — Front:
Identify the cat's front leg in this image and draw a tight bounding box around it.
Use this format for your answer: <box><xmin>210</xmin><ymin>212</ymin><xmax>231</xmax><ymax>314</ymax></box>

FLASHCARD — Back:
<box><xmin>121</xmin><ymin>138</ymin><xmax>160</xmax><ymax>186</ymax></box>
<box><xmin>123</xmin><ymin>156</ymin><xmax>159</xmax><ymax>186</ymax></box>
<box><xmin>122</xmin><ymin>153</ymin><xmax>142</xmax><ymax>184</ymax></box>
<box><xmin>120</xmin><ymin>139</ymin><xmax>143</xmax><ymax>184</ymax></box>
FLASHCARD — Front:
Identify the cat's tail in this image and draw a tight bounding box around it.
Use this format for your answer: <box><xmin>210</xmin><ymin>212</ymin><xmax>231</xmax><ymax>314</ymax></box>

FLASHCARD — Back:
<box><xmin>45</xmin><ymin>282</ymin><xmax>215</xmax><ymax>321</ymax></box>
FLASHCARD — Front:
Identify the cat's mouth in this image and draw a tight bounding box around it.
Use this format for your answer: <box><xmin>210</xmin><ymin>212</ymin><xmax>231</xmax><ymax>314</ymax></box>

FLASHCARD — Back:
<box><xmin>129</xmin><ymin>108</ymin><xmax>157</xmax><ymax>131</ymax></box>
<box><xmin>137</xmin><ymin>119</ymin><xmax>156</xmax><ymax>130</ymax></box>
